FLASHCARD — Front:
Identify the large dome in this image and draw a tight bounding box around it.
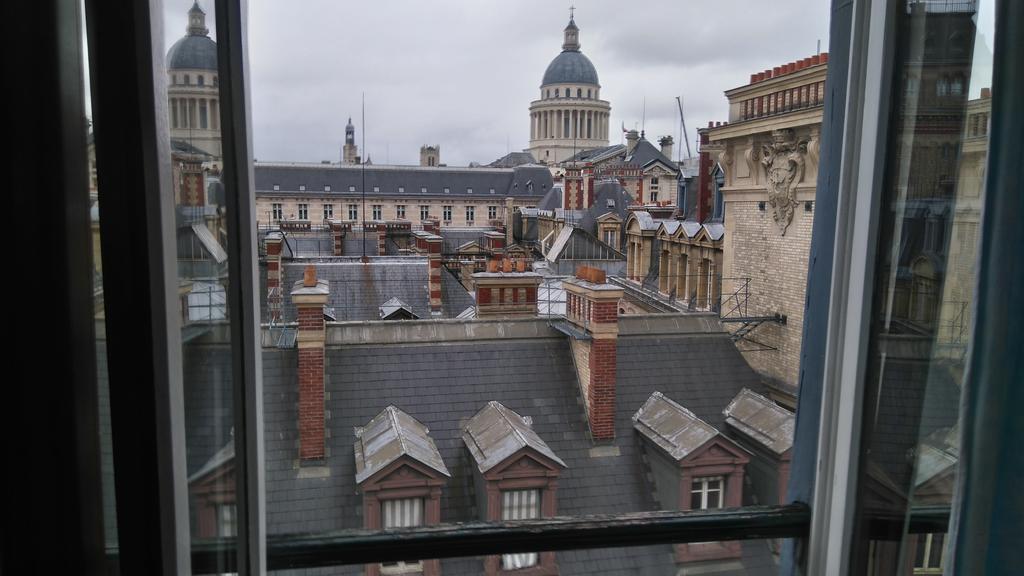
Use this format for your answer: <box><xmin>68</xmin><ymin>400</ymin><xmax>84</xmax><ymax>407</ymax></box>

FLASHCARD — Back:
<box><xmin>167</xmin><ymin>34</ymin><xmax>218</xmax><ymax>71</ymax></box>
<box><xmin>542</xmin><ymin>50</ymin><xmax>599</xmax><ymax>87</ymax></box>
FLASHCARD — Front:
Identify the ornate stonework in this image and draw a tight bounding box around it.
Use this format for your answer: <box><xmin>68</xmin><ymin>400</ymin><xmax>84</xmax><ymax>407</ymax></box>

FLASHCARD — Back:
<box><xmin>761</xmin><ymin>129</ymin><xmax>808</xmax><ymax>235</ymax></box>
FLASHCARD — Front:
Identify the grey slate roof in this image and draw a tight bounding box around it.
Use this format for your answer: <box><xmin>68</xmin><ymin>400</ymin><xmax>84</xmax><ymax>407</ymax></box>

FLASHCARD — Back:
<box><xmin>542</xmin><ymin>50</ymin><xmax>600</xmax><ymax>86</ymax></box>
<box><xmin>462</xmin><ymin>401</ymin><xmax>566</xmax><ymax>473</ymax></box>
<box><xmin>379</xmin><ymin>297</ymin><xmax>417</xmax><ymax>320</ymax></box>
<box><xmin>723</xmin><ymin>388</ymin><xmax>795</xmax><ymax>456</ymax></box>
<box><xmin>166</xmin><ymin>34</ymin><xmax>218</xmax><ymax>71</ymax></box>
<box><xmin>254</xmin><ymin>163</ymin><xmax>553</xmax><ymax>200</ymax></box>
<box><xmin>275</xmin><ymin>258</ymin><xmax>475</xmax><ymax>322</ymax></box>
<box><xmin>354</xmin><ymin>405</ymin><xmax>451</xmax><ymax>484</ymax></box>
<box><xmin>633</xmin><ymin>391</ymin><xmax>720</xmax><ymax>462</ymax></box>
<box><xmin>257</xmin><ymin>330</ymin><xmax>774</xmax><ymax>574</ymax></box>
<box><xmin>624</xmin><ymin>139</ymin><xmax>677</xmax><ymax>171</ymax></box>
<box><xmin>566</xmin><ymin>140</ymin><xmax>678</xmax><ymax>174</ymax></box>
<box><xmin>488</xmin><ymin>151</ymin><xmax>538</xmax><ymax>168</ymax></box>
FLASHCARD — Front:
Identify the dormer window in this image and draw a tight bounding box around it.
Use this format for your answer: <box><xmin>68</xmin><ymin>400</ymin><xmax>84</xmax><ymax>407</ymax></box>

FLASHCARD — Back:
<box><xmin>355</xmin><ymin>406</ymin><xmax>450</xmax><ymax>576</ymax></box>
<box><xmin>633</xmin><ymin>392</ymin><xmax>749</xmax><ymax>564</ymax></box>
<box><xmin>462</xmin><ymin>401</ymin><xmax>565</xmax><ymax>576</ymax></box>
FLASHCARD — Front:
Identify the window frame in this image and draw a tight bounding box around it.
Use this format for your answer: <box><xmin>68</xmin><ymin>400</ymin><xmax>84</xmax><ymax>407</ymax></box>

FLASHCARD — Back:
<box><xmin>84</xmin><ymin>0</ymin><xmax>1023</xmax><ymax>574</ymax></box>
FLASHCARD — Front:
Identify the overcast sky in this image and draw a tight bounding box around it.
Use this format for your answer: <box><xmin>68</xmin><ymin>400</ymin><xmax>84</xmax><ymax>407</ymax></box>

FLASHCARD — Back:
<box><xmin>158</xmin><ymin>1</ymin><xmax>1003</xmax><ymax>168</ymax></box>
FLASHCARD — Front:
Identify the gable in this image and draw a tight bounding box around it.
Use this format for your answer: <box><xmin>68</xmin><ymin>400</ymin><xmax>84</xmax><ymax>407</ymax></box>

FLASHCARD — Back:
<box><xmin>366</xmin><ymin>457</ymin><xmax>443</xmax><ymax>489</ymax></box>
<box><xmin>486</xmin><ymin>449</ymin><xmax>562</xmax><ymax>479</ymax></box>
<box><xmin>681</xmin><ymin>435</ymin><xmax>750</xmax><ymax>467</ymax></box>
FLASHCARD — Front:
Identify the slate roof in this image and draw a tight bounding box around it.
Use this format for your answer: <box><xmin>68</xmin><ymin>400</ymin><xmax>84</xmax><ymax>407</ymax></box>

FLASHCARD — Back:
<box><xmin>542</xmin><ymin>50</ymin><xmax>600</xmax><ymax>87</ymax></box>
<box><xmin>166</xmin><ymin>34</ymin><xmax>218</xmax><ymax>71</ymax></box>
<box><xmin>488</xmin><ymin>151</ymin><xmax>538</xmax><ymax>168</ymax></box>
<box><xmin>258</xmin><ymin>330</ymin><xmax>774</xmax><ymax>574</ymax></box>
<box><xmin>723</xmin><ymin>388</ymin><xmax>795</xmax><ymax>456</ymax></box>
<box><xmin>254</xmin><ymin>163</ymin><xmax>553</xmax><ymax>200</ymax></box>
<box><xmin>565</xmin><ymin>139</ymin><xmax>678</xmax><ymax>174</ymax></box>
<box><xmin>273</xmin><ymin>258</ymin><xmax>473</xmax><ymax>322</ymax></box>
<box><xmin>463</xmin><ymin>401</ymin><xmax>566</xmax><ymax>473</ymax></box>
<box><xmin>354</xmin><ymin>406</ymin><xmax>450</xmax><ymax>484</ymax></box>
<box><xmin>633</xmin><ymin>391</ymin><xmax>720</xmax><ymax>462</ymax></box>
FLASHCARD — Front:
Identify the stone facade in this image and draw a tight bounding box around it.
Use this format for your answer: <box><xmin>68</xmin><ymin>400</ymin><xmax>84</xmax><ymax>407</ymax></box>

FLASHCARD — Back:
<box><xmin>704</xmin><ymin>54</ymin><xmax>827</xmax><ymax>395</ymax></box>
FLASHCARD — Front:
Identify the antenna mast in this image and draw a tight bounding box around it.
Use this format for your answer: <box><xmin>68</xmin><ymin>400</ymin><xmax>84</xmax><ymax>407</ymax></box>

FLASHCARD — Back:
<box><xmin>676</xmin><ymin>96</ymin><xmax>693</xmax><ymax>160</ymax></box>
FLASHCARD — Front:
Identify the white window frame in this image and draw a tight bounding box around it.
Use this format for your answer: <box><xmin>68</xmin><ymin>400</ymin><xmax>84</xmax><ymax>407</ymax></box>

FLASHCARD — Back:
<box><xmin>323</xmin><ymin>204</ymin><xmax>333</xmax><ymax>220</ymax></box>
<box><xmin>297</xmin><ymin>203</ymin><xmax>308</xmax><ymax>220</ymax></box>
<box><xmin>442</xmin><ymin>205</ymin><xmax>452</xmax><ymax>222</ymax></box>
<box><xmin>372</xmin><ymin>204</ymin><xmax>382</xmax><ymax>221</ymax></box>
<box><xmin>420</xmin><ymin>205</ymin><xmax>429</xmax><ymax>220</ymax></box>
<box><xmin>690</xmin><ymin>476</ymin><xmax>724</xmax><ymax>510</ymax></box>
<box><xmin>500</xmin><ymin>489</ymin><xmax>540</xmax><ymax>569</ymax></box>
<box><xmin>488</xmin><ymin>205</ymin><xmax>497</xmax><ymax>220</ymax></box>
<box><xmin>271</xmin><ymin>203</ymin><xmax>282</xmax><ymax>221</ymax></box>
<box><xmin>380</xmin><ymin>498</ymin><xmax>425</xmax><ymax>574</ymax></box>
<box><xmin>465</xmin><ymin>205</ymin><xmax>474</xmax><ymax>223</ymax></box>
<box><xmin>348</xmin><ymin>204</ymin><xmax>358</xmax><ymax>220</ymax></box>
<box><xmin>396</xmin><ymin>205</ymin><xmax>406</xmax><ymax>219</ymax></box>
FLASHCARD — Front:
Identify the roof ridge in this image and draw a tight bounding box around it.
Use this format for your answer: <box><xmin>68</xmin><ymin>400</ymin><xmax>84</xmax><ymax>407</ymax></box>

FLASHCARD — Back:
<box><xmin>497</xmin><ymin>402</ymin><xmax>530</xmax><ymax>450</ymax></box>
<box><xmin>387</xmin><ymin>406</ymin><xmax>408</xmax><ymax>456</ymax></box>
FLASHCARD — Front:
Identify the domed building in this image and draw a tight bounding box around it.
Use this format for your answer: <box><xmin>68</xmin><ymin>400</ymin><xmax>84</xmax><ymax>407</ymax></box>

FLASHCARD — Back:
<box><xmin>167</xmin><ymin>2</ymin><xmax>222</xmax><ymax>161</ymax></box>
<box><xmin>527</xmin><ymin>16</ymin><xmax>611</xmax><ymax>165</ymax></box>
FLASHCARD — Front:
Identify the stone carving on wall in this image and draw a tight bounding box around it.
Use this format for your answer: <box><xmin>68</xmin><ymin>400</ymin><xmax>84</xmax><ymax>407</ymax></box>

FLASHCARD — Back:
<box><xmin>761</xmin><ymin>129</ymin><xmax>808</xmax><ymax>235</ymax></box>
<box><xmin>745</xmin><ymin>137</ymin><xmax>759</xmax><ymax>184</ymax></box>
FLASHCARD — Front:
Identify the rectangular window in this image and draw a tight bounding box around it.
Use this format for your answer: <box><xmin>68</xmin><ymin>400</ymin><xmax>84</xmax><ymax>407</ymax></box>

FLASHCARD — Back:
<box><xmin>421</xmin><ymin>186</ymin><xmax>427</xmax><ymax>194</ymax></box>
<box><xmin>914</xmin><ymin>533</ymin><xmax>945</xmax><ymax>574</ymax></box>
<box><xmin>396</xmin><ymin>205</ymin><xmax>406</xmax><ymax>219</ymax></box>
<box><xmin>218</xmin><ymin>504</ymin><xmax>236</xmax><ymax>538</ymax></box>
<box><xmin>501</xmin><ymin>490</ymin><xmax>540</xmax><ymax>569</ymax></box>
<box><xmin>489</xmin><ymin>188</ymin><xmax>495</xmax><ymax>194</ymax></box>
<box><xmin>323</xmin><ymin>204</ymin><xmax>333</xmax><ymax>220</ymax></box>
<box><xmin>690</xmin><ymin>477</ymin><xmax>723</xmax><ymax>510</ymax></box>
<box><xmin>373</xmin><ymin>186</ymin><xmax>380</xmax><ymax>193</ymax></box>
<box><xmin>271</xmin><ymin>203</ymin><xmax>282</xmax><ymax>221</ymax></box>
<box><xmin>465</xmin><ymin>206</ymin><xmax>474</xmax><ymax>223</ymax></box>
<box><xmin>488</xmin><ymin>205</ymin><xmax>497</xmax><ymax>220</ymax></box>
<box><xmin>273</xmin><ymin>184</ymin><xmax>280</xmax><ymax>191</ymax></box>
<box><xmin>381</xmin><ymin>498</ymin><xmax>424</xmax><ymax>573</ymax></box>
<box><xmin>349</xmin><ymin>185</ymin><xmax>356</xmax><ymax>192</ymax></box>
<box><xmin>467</xmin><ymin>187</ymin><xmax>473</xmax><ymax>194</ymax></box>
<box><xmin>442</xmin><ymin>205</ymin><xmax>452</xmax><ymax>222</ymax></box>
<box><xmin>348</xmin><ymin>204</ymin><xmax>358</xmax><ymax>220</ymax></box>
<box><xmin>398</xmin><ymin>186</ymin><xmax>404</xmax><ymax>193</ymax></box>
<box><xmin>297</xmin><ymin>203</ymin><xmax>308</xmax><ymax>220</ymax></box>
<box><xmin>604</xmin><ymin>230</ymin><xmax>617</xmax><ymax>250</ymax></box>
<box><xmin>444</xmin><ymin>187</ymin><xmax>450</xmax><ymax>194</ymax></box>
<box><xmin>298</xmin><ymin>185</ymin><xmax>305</xmax><ymax>191</ymax></box>
<box><xmin>372</xmin><ymin>204</ymin><xmax>382</xmax><ymax>220</ymax></box>
<box><xmin>420</xmin><ymin>205</ymin><xmax>429</xmax><ymax>220</ymax></box>
<box><xmin>324</xmin><ymin>185</ymin><xmax>331</xmax><ymax>192</ymax></box>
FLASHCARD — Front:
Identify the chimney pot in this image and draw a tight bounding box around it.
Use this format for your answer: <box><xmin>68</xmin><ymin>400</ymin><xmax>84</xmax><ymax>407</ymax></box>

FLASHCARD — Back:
<box><xmin>812</xmin><ymin>54</ymin><xmax>821</xmax><ymax>65</ymax></box>
<box><xmin>773</xmin><ymin>66</ymin><xmax>781</xmax><ymax>76</ymax></box>
<box><xmin>981</xmin><ymin>87</ymin><xmax>991</xmax><ymax>98</ymax></box>
<box><xmin>303</xmin><ymin>265</ymin><xmax>317</xmax><ymax>287</ymax></box>
<box><xmin>821</xmin><ymin>52</ymin><xmax>829</xmax><ymax>63</ymax></box>
<box><xmin>750</xmin><ymin>73</ymin><xmax>758</xmax><ymax>84</ymax></box>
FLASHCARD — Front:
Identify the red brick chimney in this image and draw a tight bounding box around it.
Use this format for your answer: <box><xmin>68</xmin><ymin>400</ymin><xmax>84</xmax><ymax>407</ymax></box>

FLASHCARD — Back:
<box><xmin>265</xmin><ymin>233</ymin><xmax>283</xmax><ymax>323</ymax></box>
<box><xmin>329</xmin><ymin>221</ymin><xmax>346</xmax><ymax>256</ymax></box>
<box><xmin>564</xmin><ymin>267</ymin><xmax>623</xmax><ymax>441</ymax></box>
<box><xmin>472</xmin><ymin>258</ymin><xmax>541</xmax><ymax>318</ymax></box>
<box><xmin>412</xmin><ymin>231</ymin><xmax>444</xmax><ymax>315</ymax></box>
<box><xmin>291</xmin><ymin>264</ymin><xmax>329</xmax><ymax>460</ymax></box>
<box><xmin>377</xmin><ymin>222</ymin><xmax>387</xmax><ymax>256</ymax></box>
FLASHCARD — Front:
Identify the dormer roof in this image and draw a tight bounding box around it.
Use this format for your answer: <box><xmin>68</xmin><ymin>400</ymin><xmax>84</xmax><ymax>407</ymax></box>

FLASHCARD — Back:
<box><xmin>354</xmin><ymin>405</ymin><xmax>450</xmax><ymax>484</ymax></box>
<box><xmin>462</xmin><ymin>401</ymin><xmax>566</xmax><ymax>473</ymax></box>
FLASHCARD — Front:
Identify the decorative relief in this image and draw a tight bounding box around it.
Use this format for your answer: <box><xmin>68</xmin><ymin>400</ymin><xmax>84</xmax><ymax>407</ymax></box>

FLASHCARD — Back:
<box><xmin>744</xmin><ymin>138</ymin><xmax>759</xmax><ymax>184</ymax></box>
<box><xmin>761</xmin><ymin>129</ymin><xmax>808</xmax><ymax>235</ymax></box>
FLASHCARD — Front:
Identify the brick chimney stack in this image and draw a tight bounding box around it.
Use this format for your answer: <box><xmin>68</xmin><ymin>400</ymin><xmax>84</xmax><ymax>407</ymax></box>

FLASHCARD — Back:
<box><xmin>376</xmin><ymin>222</ymin><xmax>387</xmax><ymax>256</ymax></box>
<box><xmin>291</xmin><ymin>265</ymin><xmax>329</xmax><ymax>460</ymax></box>
<box><xmin>564</xmin><ymin>267</ymin><xmax>623</xmax><ymax>441</ymax></box>
<box><xmin>265</xmin><ymin>233</ymin><xmax>283</xmax><ymax>323</ymax></box>
<box><xmin>412</xmin><ymin>231</ymin><xmax>444</xmax><ymax>315</ymax></box>
<box><xmin>329</xmin><ymin>221</ymin><xmax>346</xmax><ymax>256</ymax></box>
<box><xmin>472</xmin><ymin>258</ymin><xmax>542</xmax><ymax>318</ymax></box>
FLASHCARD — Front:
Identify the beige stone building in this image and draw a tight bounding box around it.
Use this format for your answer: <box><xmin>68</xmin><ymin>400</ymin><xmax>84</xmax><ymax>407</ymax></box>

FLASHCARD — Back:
<box><xmin>703</xmin><ymin>53</ymin><xmax>829</xmax><ymax>397</ymax></box>
<box><xmin>527</xmin><ymin>16</ymin><xmax>611</xmax><ymax>165</ymax></box>
<box><xmin>254</xmin><ymin>163</ymin><xmax>552</xmax><ymax>229</ymax></box>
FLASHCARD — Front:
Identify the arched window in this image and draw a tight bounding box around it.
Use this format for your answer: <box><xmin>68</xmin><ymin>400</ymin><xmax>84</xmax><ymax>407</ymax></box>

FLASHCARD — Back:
<box><xmin>577</xmin><ymin>88</ymin><xmax>582</xmax><ymax>98</ymax></box>
<box><xmin>555</xmin><ymin>89</ymin><xmax>559</xmax><ymax>98</ymax></box>
<box><xmin>197</xmin><ymin>75</ymin><xmax>204</xmax><ymax>86</ymax></box>
<box><xmin>587</xmin><ymin>89</ymin><xmax>592</xmax><ymax>99</ymax></box>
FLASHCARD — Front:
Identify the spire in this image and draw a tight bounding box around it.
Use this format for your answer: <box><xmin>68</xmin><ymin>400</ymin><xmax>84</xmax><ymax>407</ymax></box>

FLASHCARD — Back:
<box><xmin>187</xmin><ymin>1</ymin><xmax>209</xmax><ymax>36</ymax></box>
<box><xmin>562</xmin><ymin>10</ymin><xmax>580</xmax><ymax>52</ymax></box>
<box><xmin>345</xmin><ymin>117</ymin><xmax>355</xmax><ymax>145</ymax></box>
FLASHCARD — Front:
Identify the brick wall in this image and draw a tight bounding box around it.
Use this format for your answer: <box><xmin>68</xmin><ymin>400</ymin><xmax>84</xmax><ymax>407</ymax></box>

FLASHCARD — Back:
<box><xmin>723</xmin><ymin>199</ymin><xmax>814</xmax><ymax>389</ymax></box>
<box><xmin>297</xmin><ymin>304</ymin><xmax>325</xmax><ymax>460</ymax></box>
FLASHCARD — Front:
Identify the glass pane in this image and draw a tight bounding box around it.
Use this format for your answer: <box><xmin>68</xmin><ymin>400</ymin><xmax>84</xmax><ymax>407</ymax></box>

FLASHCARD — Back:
<box><xmin>246</xmin><ymin>0</ymin><xmax>826</xmax><ymax>571</ymax></box>
<box><xmin>161</xmin><ymin>2</ymin><xmax>237</xmax><ymax>572</ymax></box>
<box><xmin>851</xmin><ymin>0</ymin><xmax>996</xmax><ymax>573</ymax></box>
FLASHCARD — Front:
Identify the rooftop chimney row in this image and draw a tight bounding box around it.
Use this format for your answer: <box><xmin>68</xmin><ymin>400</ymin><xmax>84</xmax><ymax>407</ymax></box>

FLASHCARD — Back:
<box><xmin>748</xmin><ymin>52</ymin><xmax>828</xmax><ymax>85</ymax></box>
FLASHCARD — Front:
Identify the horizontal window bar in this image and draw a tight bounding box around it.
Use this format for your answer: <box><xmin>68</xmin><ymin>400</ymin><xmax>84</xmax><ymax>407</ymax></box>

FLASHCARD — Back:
<box><xmin>185</xmin><ymin>503</ymin><xmax>811</xmax><ymax>573</ymax></box>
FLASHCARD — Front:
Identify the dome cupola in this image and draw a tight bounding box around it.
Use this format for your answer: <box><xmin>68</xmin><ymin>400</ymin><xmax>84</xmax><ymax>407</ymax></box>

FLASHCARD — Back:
<box><xmin>541</xmin><ymin>16</ymin><xmax>599</xmax><ymax>87</ymax></box>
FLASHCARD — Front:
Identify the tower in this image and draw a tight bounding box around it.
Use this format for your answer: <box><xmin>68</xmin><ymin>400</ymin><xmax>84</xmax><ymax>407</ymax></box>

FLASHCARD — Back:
<box><xmin>420</xmin><ymin>145</ymin><xmax>440</xmax><ymax>167</ymax></box>
<box><xmin>166</xmin><ymin>1</ymin><xmax>222</xmax><ymax>161</ymax></box>
<box><xmin>342</xmin><ymin>117</ymin><xmax>359</xmax><ymax>164</ymax></box>
<box><xmin>527</xmin><ymin>12</ymin><xmax>611</xmax><ymax>165</ymax></box>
